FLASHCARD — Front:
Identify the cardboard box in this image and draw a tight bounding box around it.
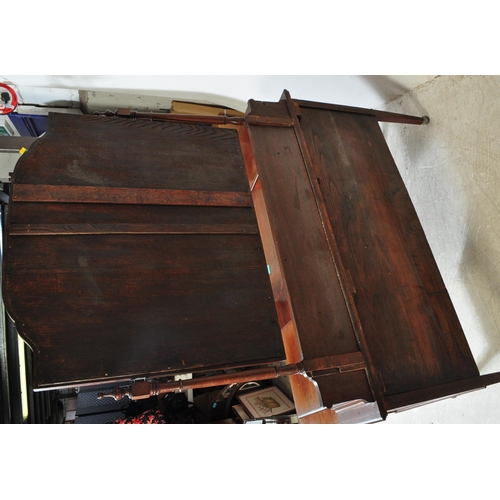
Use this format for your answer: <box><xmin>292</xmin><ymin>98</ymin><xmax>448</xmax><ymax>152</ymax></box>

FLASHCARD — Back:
<box><xmin>171</xmin><ymin>101</ymin><xmax>244</xmax><ymax>117</ymax></box>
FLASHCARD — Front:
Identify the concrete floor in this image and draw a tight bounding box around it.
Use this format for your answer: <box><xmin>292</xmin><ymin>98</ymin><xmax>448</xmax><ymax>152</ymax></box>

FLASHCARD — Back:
<box><xmin>379</xmin><ymin>75</ymin><xmax>500</xmax><ymax>423</ymax></box>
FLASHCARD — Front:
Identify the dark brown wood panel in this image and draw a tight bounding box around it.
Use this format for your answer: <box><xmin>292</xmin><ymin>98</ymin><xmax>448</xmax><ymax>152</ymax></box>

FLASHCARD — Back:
<box><xmin>314</xmin><ymin>370</ymin><xmax>375</xmax><ymax>407</ymax></box>
<box><xmin>245</xmin><ymin>99</ymin><xmax>293</xmax><ymax>126</ymax></box>
<box><xmin>9</xmin><ymin>222</ymin><xmax>258</xmax><ymax>236</ymax></box>
<box><xmin>298</xmin><ymin>106</ymin><xmax>478</xmax><ymax>396</ymax></box>
<box><xmin>5</xmin><ymin>233</ymin><xmax>283</xmax><ymax>388</ymax></box>
<box><xmin>384</xmin><ymin>372</ymin><xmax>500</xmax><ymax>412</ymax></box>
<box><xmin>238</xmin><ymin>124</ymin><xmax>295</xmax><ymax>331</ymax></box>
<box><xmin>247</xmin><ymin>125</ymin><xmax>360</xmax><ymax>359</ymax></box>
<box><xmin>12</xmin><ymin>184</ymin><xmax>252</xmax><ymax>207</ymax></box>
<box><xmin>14</xmin><ymin>113</ymin><xmax>249</xmax><ymax>192</ymax></box>
<box><xmin>4</xmin><ymin>113</ymin><xmax>284</xmax><ymax>390</ymax></box>
<box><xmin>11</xmin><ymin>202</ymin><xmax>257</xmax><ymax>226</ymax></box>
<box><xmin>295</xmin><ymin>98</ymin><xmax>427</xmax><ymax>125</ymax></box>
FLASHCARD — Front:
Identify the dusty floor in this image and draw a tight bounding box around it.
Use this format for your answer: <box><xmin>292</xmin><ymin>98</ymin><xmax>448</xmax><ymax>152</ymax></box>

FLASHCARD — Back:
<box><xmin>379</xmin><ymin>75</ymin><xmax>500</xmax><ymax>423</ymax></box>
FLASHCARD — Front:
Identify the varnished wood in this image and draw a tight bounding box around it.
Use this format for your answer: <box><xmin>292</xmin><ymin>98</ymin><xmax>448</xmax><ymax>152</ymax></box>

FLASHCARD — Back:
<box><xmin>95</xmin><ymin>108</ymin><xmax>246</xmax><ymax>125</ymax></box>
<box><xmin>280</xmin><ymin>321</ymin><xmax>302</xmax><ymax>364</ymax></box>
<box><xmin>9</xmin><ymin>222</ymin><xmax>259</xmax><ymax>236</ymax></box>
<box><xmin>13</xmin><ymin>184</ymin><xmax>252</xmax><ymax>207</ymax></box>
<box><xmin>294</xmin><ymin>97</ymin><xmax>428</xmax><ymax>124</ymax></box>
<box><xmin>10</xmin><ymin>202</ymin><xmax>257</xmax><ymax>227</ymax></box>
<box><xmin>288</xmin><ymin>373</ymin><xmax>326</xmax><ymax>419</ymax></box>
<box><xmin>299</xmin><ymin>408</ymin><xmax>339</xmax><ymax>424</ymax></box>
<box><xmin>302</xmin><ymin>352</ymin><xmax>365</xmax><ymax>375</ymax></box>
<box><xmin>238</xmin><ymin>125</ymin><xmax>294</xmax><ymax>329</ymax></box>
<box><xmin>246</xmin><ymin>100</ymin><xmax>379</xmax><ymax>412</ymax></box>
<box><xmin>240</xmin><ymin>123</ymin><xmax>331</xmax><ymax>420</ymax></box>
<box><xmin>298</xmin><ymin>105</ymin><xmax>478</xmax><ymax>396</ymax></box>
<box><xmin>17</xmin><ymin>114</ymin><xmax>249</xmax><ymax>194</ymax></box>
<box><xmin>245</xmin><ymin>99</ymin><xmax>295</xmax><ymax>127</ymax></box>
<box><xmin>314</xmin><ymin>370</ymin><xmax>375</xmax><ymax>407</ymax></box>
<box><xmin>96</xmin><ymin>107</ymin><xmax>295</xmax><ymax>127</ymax></box>
<box><xmin>246</xmin><ymin>124</ymin><xmax>360</xmax><ymax>360</ymax></box>
<box><xmin>282</xmin><ymin>90</ymin><xmax>386</xmax><ymax>413</ymax></box>
<box><xmin>384</xmin><ymin>372</ymin><xmax>500</xmax><ymax>412</ymax></box>
<box><xmin>98</xmin><ymin>363</ymin><xmax>303</xmax><ymax>401</ymax></box>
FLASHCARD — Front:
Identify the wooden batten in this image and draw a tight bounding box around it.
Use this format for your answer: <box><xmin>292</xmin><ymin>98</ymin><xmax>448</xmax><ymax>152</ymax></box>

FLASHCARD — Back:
<box><xmin>12</xmin><ymin>184</ymin><xmax>253</xmax><ymax>207</ymax></box>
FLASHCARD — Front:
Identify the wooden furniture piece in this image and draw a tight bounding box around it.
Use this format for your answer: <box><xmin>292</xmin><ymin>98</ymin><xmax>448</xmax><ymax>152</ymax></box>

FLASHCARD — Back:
<box><xmin>4</xmin><ymin>90</ymin><xmax>500</xmax><ymax>423</ymax></box>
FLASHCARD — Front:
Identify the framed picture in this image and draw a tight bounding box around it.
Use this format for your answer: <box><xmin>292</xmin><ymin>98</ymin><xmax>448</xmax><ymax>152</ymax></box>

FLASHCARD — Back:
<box><xmin>237</xmin><ymin>386</ymin><xmax>295</xmax><ymax>419</ymax></box>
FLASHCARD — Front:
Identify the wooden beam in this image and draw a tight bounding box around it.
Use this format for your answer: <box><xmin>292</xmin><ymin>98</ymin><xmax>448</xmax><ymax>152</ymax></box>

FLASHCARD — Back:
<box><xmin>295</xmin><ymin>98</ymin><xmax>429</xmax><ymax>125</ymax></box>
<box><xmin>12</xmin><ymin>184</ymin><xmax>253</xmax><ymax>207</ymax></box>
<box><xmin>282</xmin><ymin>90</ymin><xmax>387</xmax><ymax>418</ymax></box>
<box><xmin>302</xmin><ymin>352</ymin><xmax>366</xmax><ymax>375</ymax></box>
<box><xmin>97</xmin><ymin>363</ymin><xmax>303</xmax><ymax>401</ymax></box>
<box><xmin>9</xmin><ymin>222</ymin><xmax>259</xmax><ymax>236</ymax></box>
<box><xmin>384</xmin><ymin>372</ymin><xmax>500</xmax><ymax>412</ymax></box>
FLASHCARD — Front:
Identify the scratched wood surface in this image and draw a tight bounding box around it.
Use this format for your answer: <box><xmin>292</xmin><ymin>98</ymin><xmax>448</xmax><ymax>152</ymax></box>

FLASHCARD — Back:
<box><xmin>298</xmin><ymin>106</ymin><xmax>479</xmax><ymax>397</ymax></box>
<box><xmin>4</xmin><ymin>114</ymin><xmax>284</xmax><ymax>389</ymax></box>
<box><xmin>16</xmin><ymin>113</ymin><xmax>249</xmax><ymax>192</ymax></box>
<box><xmin>246</xmin><ymin>101</ymin><xmax>375</xmax><ymax>411</ymax></box>
<box><xmin>247</xmin><ymin>123</ymin><xmax>360</xmax><ymax>360</ymax></box>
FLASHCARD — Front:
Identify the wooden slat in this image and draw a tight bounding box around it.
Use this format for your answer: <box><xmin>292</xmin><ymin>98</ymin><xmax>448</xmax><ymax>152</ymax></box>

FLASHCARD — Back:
<box><xmin>238</xmin><ymin>125</ymin><xmax>294</xmax><ymax>330</ymax></box>
<box><xmin>299</xmin><ymin>408</ymin><xmax>338</xmax><ymax>424</ymax></box>
<box><xmin>12</xmin><ymin>184</ymin><xmax>252</xmax><ymax>207</ymax></box>
<box><xmin>10</xmin><ymin>202</ymin><xmax>257</xmax><ymax>227</ymax></box>
<box><xmin>245</xmin><ymin>99</ymin><xmax>293</xmax><ymax>127</ymax></box>
<box><xmin>245</xmin><ymin>115</ymin><xmax>294</xmax><ymax>127</ymax></box>
<box><xmin>107</xmin><ymin>108</ymin><xmax>245</xmax><ymax>125</ymax></box>
<box><xmin>240</xmin><ymin>123</ymin><xmax>335</xmax><ymax>419</ymax></box>
<box><xmin>288</xmin><ymin>373</ymin><xmax>326</xmax><ymax>418</ymax></box>
<box><xmin>295</xmin><ymin>98</ymin><xmax>427</xmax><ymax>124</ymax></box>
<box><xmin>283</xmin><ymin>92</ymin><xmax>385</xmax><ymax>415</ymax></box>
<box><xmin>314</xmin><ymin>370</ymin><xmax>375</xmax><ymax>407</ymax></box>
<box><xmin>9</xmin><ymin>222</ymin><xmax>259</xmax><ymax>236</ymax></box>
<box><xmin>247</xmin><ymin>124</ymin><xmax>360</xmax><ymax>359</ymax></box>
<box><xmin>302</xmin><ymin>352</ymin><xmax>365</xmax><ymax>374</ymax></box>
<box><xmin>384</xmin><ymin>372</ymin><xmax>500</xmax><ymax>412</ymax></box>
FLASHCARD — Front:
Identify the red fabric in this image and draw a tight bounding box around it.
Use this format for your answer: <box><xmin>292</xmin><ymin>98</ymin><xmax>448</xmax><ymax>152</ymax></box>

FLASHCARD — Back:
<box><xmin>113</xmin><ymin>408</ymin><xmax>166</xmax><ymax>424</ymax></box>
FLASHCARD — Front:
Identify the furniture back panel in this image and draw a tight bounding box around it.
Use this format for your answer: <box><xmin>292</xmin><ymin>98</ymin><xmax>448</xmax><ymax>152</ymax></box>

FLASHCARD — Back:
<box><xmin>298</xmin><ymin>106</ymin><xmax>479</xmax><ymax>396</ymax></box>
<box><xmin>4</xmin><ymin>114</ymin><xmax>284</xmax><ymax>388</ymax></box>
<box><xmin>247</xmin><ymin>124</ymin><xmax>361</xmax><ymax>360</ymax></box>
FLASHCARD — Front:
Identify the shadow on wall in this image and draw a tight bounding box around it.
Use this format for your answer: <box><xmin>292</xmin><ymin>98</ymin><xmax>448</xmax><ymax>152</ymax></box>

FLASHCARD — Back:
<box><xmin>361</xmin><ymin>75</ymin><xmax>436</xmax><ymax>113</ymax></box>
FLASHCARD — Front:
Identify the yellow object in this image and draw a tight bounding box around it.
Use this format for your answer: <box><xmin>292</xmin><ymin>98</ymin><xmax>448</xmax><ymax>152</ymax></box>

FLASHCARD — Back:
<box><xmin>171</xmin><ymin>101</ymin><xmax>244</xmax><ymax>117</ymax></box>
<box><xmin>19</xmin><ymin>147</ymin><xmax>27</xmax><ymax>155</ymax></box>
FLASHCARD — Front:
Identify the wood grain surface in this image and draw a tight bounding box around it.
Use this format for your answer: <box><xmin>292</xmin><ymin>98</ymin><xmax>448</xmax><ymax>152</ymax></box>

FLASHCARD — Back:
<box><xmin>4</xmin><ymin>114</ymin><xmax>284</xmax><ymax>388</ymax></box>
<box><xmin>299</xmin><ymin>106</ymin><xmax>479</xmax><ymax>397</ymax></box>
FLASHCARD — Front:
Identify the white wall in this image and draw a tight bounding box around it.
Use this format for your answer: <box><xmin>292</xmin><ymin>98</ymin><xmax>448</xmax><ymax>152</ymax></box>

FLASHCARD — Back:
<box><xmin>1</xmin><ymin>75</ymin><xmax>436</xmax><ymax>112</ymax></box>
